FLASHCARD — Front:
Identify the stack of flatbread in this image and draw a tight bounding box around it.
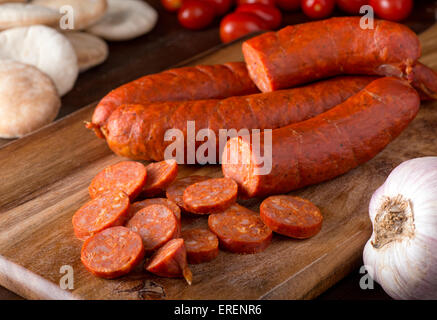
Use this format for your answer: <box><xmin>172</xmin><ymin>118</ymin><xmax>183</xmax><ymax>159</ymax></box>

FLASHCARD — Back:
<box><xmin>0</xmin><ymin>0</ymin><xmax>158</xmax><ymax>138</ymax></box>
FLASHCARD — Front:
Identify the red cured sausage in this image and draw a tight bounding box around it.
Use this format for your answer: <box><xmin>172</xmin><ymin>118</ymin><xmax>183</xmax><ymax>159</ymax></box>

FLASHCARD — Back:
<box><xmin>166</xmin><ymin>175</ymin><xmax>210</xmax><ymax>210</ymax></box>
<box><xmin>222</xmin><ymin>77</ymin><xmax>420</xmax><ymax>198</ymax></box>
<box><xmin>104</xmin><ymin>76</ymin><xmax>375</xmax><ymax>162</ymax></box>
<box><xmin>181</xmin><ymin>228</ymin><xmax>219</xmax><ymax>264</ymax></box>
<box><xmin>411</xmin><ymin>62</ymin><xmax>437</xmax><ymax>100</ymax></box>
<box><xmin>146</xmin><ymin>238</ymin><xmax>193</xmax><ymax>285</ymax></box>
<box><xmin>81</xmin><ymin>226</ymin><xmax>144</xmax><ymax>279</ymax></box>
<box><xmin>142</xmin><ymin>159</ymin><xmax>178</xmax><ymax>197</ymax></box>
<box><xmin>72</xmin><ymin>191</ymin><xmax>130</xmax><ymax>240</ymax></box>
<box><xmin>242</xmin><ymin>17</ymin><xmax>421</xmax><ymax>92</ymax></box>
<box><xmin>88</xmin><ymin>62</ymin><xmax>259</xmax><ymax>138</ymax></box>
<box><xmin>208</xmin><ymin>204</ymin><xmax>272</xmax><ymax>254</ymax></box>
<box><xmin>183</xmin><ymin>178</ymin><xmax>238</xmax><ymax>214</ymax></box>
<box><xmin>260</xmin><ymin>195</ymin><xmax>323</xmax><ymax>239</ymax></box>
<box><xmin>130</xmin><ymin>198</ymin><xmax>181</xmax><ymax>221</ymax></box>
<box><xmin>126</xmin><ymin>204</ymin><xmax>179</xmax><ymax>254</ymax></box>
<box><xmin>89</xmin><ymin>161</ymin><xmax>147</xmax><ymax>201</ymax></box>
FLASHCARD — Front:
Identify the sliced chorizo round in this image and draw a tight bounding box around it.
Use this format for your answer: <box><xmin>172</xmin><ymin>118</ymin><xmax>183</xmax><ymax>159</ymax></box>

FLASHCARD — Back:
<box><xmin>142</xmin><ymin>159</ymin><xmax>178</xmax><ymax>197</ymax></box>
<box><xmin>126</xmin><ymin>204</ymin><xmax>178</xmax><ymax>254</ymax></box>
<box><xmin>183</xmin><ymin>178</ymin><xmax>238</xmax><ymax>214</ymax></box>
<box><xmin>130</xmin><ymin>198</ymin><xmax>181</xmax><ymax>221</ymax></box>
<box><xmin>81</xmin><ymin>226</ymin><xmax>145</xmax><ymax>279</ymax></box>
<box><xmin>146</xmin><ymin>238</ymin><xmax>192</xmax><ymax>285</ymax></box>
<box><xmin>181</xmin><ymin>228</ymin><xmax>219</xmax><ymax>264</ymax></box>
<box><xmin>260</xmin><ymin>195</ymin><xmax>323</xmax><ymax>239</ymax></box>
<box><xmin>88</xmin><ymin>161</ymin><xmax>147</xmax><ymax>201</ymax></box>
<box><xmin>208</xmin><ymin>204</ymin><xmax>272</xmax><ymax>254</ymax></box>
<box><xmin>166</xmin><ymin>175</ymin><xmax>210</xmax><ymax>210</ymax></box>
<box><xmin>72</xmin><ymin>191</ymin><xmax>130</xmax><ymax>240</ymax></box>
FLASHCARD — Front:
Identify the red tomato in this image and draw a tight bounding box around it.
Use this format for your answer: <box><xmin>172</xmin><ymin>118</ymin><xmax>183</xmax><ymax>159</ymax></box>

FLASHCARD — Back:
<box><xmin>336</xmin><ymin>0</ymin><xmax>368</xmax><ymax>14</ymax></box>
<box><xmin>237</xmin><ymin>0</ymin><xmax>276</xmax><ymax>7</ymax></box>
<box><xmin>301</xmin><ymin>0</ymin><xmax>335</xmax><ymax>19</ymax></box>
<box><xmin>236</xmin><ymin>4</ymin><xmax>282</xmax><ymax>29</ymax></box>
<box><xmin>161</xmin><ymin>0</ymin><xmax>183</xmax><ymax>12</ymax></box>
<box><xmin>275</xmin><ymin>0</ymin><xmax>300</xmax><ymax>11</ymax></box>
<box><xmin>204</xmin><ymin>0</ymin><xmax>233</xmax><ymax>15</ymax></box>
<box><xmin>369</xmin><ymin>0</ymin><xmax>413</xmax><ymax>21</ymax></box>
<box><xmin>220</xmin><ymin>12</ymin><xmax>268</xmax><ymax>43</ymax></box>
<box><xmin>178</xmin><ymin>0</ymin><xmax>216</xmax><ymax>30</ymax></box>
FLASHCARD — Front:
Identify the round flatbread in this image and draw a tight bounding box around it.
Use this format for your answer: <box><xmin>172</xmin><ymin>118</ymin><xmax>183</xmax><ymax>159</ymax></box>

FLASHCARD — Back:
<box><xmin>64</xmin><ymin>32</ymin><xmax>108</xmax><ymax>72</ymax></box>
<box><xmin>0</xmin><ymin>3</ymin><xmax>60</xmax><ymax>30</ymax></box>
<box><xmin>0</xmin><ymin>25</ymin><xmax>78</xmax><ymax>96</ymax></box>
<box><xmin>0</xmin><ymin>60</ymin><xmax>61</xmax><ymax>138</ymax></box>
<box><xmin>32</xmin><ymin>0</ymin><xmax>108</xmax><ymax>30</ymax></box>
<box><xmin>87</xmin><ymin>0</ymin><xmax>157</xmax><ymax>41</ymax></box>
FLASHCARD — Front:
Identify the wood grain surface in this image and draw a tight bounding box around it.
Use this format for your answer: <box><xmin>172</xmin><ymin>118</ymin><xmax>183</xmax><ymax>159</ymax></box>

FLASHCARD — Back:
<box><xmin>0</xmin><ymin>21</ymin><xmax>437</xmax><ymax>300</ymax></box>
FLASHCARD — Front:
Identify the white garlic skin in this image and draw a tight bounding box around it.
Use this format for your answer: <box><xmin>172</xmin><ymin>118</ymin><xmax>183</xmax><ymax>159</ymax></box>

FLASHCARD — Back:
<box><xmin>363</xmin><ymin>157</ymin><xmax>437</xmax><ymax>300</ymax></box>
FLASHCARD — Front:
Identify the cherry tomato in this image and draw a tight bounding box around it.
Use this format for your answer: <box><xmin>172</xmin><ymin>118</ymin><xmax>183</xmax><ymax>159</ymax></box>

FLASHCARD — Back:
<box><xmin>237</xmin><ymin>0</ymin><xmax>276</xmax><ymax>7</ymax></box>
<box><xmin>275</xmin><ymin>0</ymin><xmax>300</xmax><ymax>11</ymax></box>
<box><xmin>204</xmin><ymin>0</ymin><xmax>233</xmax><ymax>15</ymax></box>
<box><xmin>236</xmin><ymin>4</ymin><xmax>282</xmax><ymax>29</ymax></box>
<box><xmin>369</xmin><ymin>0</ymin><xmax>413</xmax><ymax>21</ymax></box>
<box><xmin>161</xmin><ymin>0</ymin><xmax>183</xmax><ymax>12</ymax></box>
<box><xmin>301</xmin><ymin>0</ymin><xmax>335</xmax><ymax>19</ymax></box>
<box><xmin>178</xmin><ymin>0</ymin><xmax>216</xmax><ymax>30</ymax></box>
<box><xmin>336</xmin><ymin>0</ymin><xmax>368</xmax><ymax>14</ymax></box>
<box><xmin>220</xmin><ymin>12</ymin><xmax>268</xmax><ymax>43</ymax></box>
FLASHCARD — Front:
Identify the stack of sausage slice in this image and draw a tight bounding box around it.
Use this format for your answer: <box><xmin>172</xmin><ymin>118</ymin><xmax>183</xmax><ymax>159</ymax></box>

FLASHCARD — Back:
<box><xmin>74</xmin><ymin>159</ymin><xmax>193</xmax><ymax>281</ymax></box>
<box><xmin>74</xmin><ymin>159</ymin><xmax>327</xmax><ymax>283</ymax></box>
<box><xmin>71</xmin><ymin>161</ymin><xmax>246</xmax><ymax>283</ymax></box>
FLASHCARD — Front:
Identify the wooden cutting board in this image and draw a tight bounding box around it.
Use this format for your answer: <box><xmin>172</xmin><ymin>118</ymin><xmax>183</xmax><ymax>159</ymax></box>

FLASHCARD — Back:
<box><xmin>0</xmin><ymin>25</ymin><xmax>436</xmax><ymax>300</ymax></box>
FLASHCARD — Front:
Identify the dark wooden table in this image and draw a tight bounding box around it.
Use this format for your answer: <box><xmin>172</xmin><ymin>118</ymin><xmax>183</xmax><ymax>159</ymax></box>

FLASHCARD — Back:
<box><xmin>0</xmin><ymin>0</ymin><xmax>436</xmax><ymax>300</ymax></box>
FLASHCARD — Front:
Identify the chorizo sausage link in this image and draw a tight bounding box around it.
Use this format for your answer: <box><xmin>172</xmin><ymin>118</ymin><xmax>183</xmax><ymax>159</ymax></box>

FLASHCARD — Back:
<box><xmin>104</xmin><ymin>76</ymin><xmax>375</xmax><ymax>162</ymax></box>
<box><xmin>89</xmin><ymin>62</ymin><xmax>259</xmax><ymax>138</ymax></box>
<box><xmin>222</xmin><ymin>77</ymin><xmax>420</xmax><ymax>198</ymax></box>
<box><xmin>242</xmin><ymin>17</ymin><xmax>421</xmax><ymax>92</ymax></box>
<box><xmin>411</xmin><ymin>62</ymin><xmax>437</xmax><ymax>100</ymax></box>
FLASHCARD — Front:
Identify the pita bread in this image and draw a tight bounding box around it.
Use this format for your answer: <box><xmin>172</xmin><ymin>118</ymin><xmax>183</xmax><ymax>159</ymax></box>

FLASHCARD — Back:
<box><xmin>0</xmin><ymin>3</ymin><xmax>60</xmax><ymax>30</ymax></box>
<box><xmin>32</xmin><ymin>0</ymin><xmax>108</xmax><ymax>30</ymax></box>
<box><xmin>0</xmin><ymin>25</ymin><xmax>78</xmax><ymax>96</ymax></box>
<box><xmin>87</xmin><ymin>0</ymin><xmax>157</xmax><ymax>41</ymax></box>
<box><xmin>64</xmin><ymin>32</ymin><xmax>108</xmax><ymax>72</ymax></box>
<box><xmin>0</xmin><ymin>60</ymin><xmax>61</xmax><ymax>138</ymax></box>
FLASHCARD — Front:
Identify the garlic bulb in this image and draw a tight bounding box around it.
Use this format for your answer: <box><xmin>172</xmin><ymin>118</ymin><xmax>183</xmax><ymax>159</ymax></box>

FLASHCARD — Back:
<box><xmin>363</xmin><ymin>157</ymin><xmax>437</xmax><ymax>300</ymax></box>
